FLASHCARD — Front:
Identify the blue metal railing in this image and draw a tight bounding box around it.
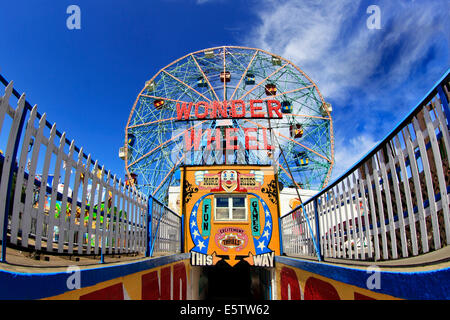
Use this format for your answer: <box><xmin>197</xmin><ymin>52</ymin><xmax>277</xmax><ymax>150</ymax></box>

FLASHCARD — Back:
<box><xmin>280</xmin><ymin>69</ymin><xmax>450</xmax><ymax>262</ymax></box>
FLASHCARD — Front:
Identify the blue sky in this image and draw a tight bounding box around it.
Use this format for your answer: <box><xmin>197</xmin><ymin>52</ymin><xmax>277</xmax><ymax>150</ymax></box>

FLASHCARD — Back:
<box><xmin>0</xmin><ymin>0</ymin><xmax>449</xmax><ymax>184</ymax></box>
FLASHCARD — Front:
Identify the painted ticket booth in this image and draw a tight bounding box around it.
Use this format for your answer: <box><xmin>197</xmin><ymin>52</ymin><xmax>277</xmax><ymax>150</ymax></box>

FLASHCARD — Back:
<box><xmin>181</xmin><ymin>165</ymin><xmax>281</xmax><ymax>268</ymax></box>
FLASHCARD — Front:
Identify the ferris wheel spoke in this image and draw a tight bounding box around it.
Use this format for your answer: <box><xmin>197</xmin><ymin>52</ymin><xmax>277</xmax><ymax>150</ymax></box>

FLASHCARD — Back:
<box><xmin>243</xmin><ymin>118</ymin><xmax>331</xmax><ymax>163</ymax></box>
<box><xmin>289</xmin><ymin>113</ymin><xmax>330</xmax><ymax>120</ymax></box>
<box><xmin>127</xmin><ymin>116</ymin><xmax>176</xmax><ymax>130</ymax></box>
<box><xmin>139</xmin><ymin>94</ymin><xmax>191</xmax><ymax>106</ymax></box>
<box><xmin>237</xmin><ymin>62</ymin><xmax>289</xmax><ymax>101</ymax></box>
<box><xmin>152</xmin><ymin>154</ymin><xmax>185</xmax><ymax>196</ymax></box>
<box><xmin>226</xmin><ymin>48</ymin><xmax>251</xmax><ymax>71</ymax></box>
<box><xmin>259</xmin><ymin>84</ymin><xmax>315</xmax><ymax>101</ymax></box>
<box><xmin>229</xmin><ymin>50</ymin><xmax>258</xmax><ymax>101</ymax></box>
<box><xmin>162</xmin><ymin>69</ymin><xmax>212</xmax><ymax>103</ymax></box>
<box><xmin>127</xmin><ymin>120</ymin><xmax>206</xmax><ymax>168</ymax></box>
<box><xmin>278</xmin><ymin>161</ymin><xmax>304</xmax><ymax>191</ymax></box>
<box><xmin>190</xmin><ymin>54</ymin><xmax>221</xmax><ymax>102</ymax></box>
<box><xmin>223</xmin><ymin>46</ymin><xmax>227</xmax><ymax>101</ymax></box>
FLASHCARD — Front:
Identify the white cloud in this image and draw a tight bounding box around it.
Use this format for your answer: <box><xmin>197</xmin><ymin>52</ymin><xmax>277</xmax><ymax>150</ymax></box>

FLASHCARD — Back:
<box><xmin>331</xmin><ymin>134</ymin><xmax>378</xmax><ymax>181</ymax></box>
<box><xmin>247</xmin><ymin>0</ymin><xmax>449</xmax><ymax>102</ymax></box>
<box><xmin>243</xmin><ymin>0</ymin><xmax>449</xmax><ymax>181</ymax></box>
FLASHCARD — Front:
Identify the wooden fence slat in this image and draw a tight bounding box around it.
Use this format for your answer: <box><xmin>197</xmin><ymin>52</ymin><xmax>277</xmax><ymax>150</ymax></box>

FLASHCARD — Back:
<box><xmin>0</xmin><ymin>93</ymin><xmax>25</xmax><ymax>242</ymax></box>
<box><xmin>113</xmin><ymin>179</ymin><xmax>122</xmax><ymax>254</ymax></box>
<box><xmin>130</xmin><ymin>189</ymin><xmax>137</xmax><ymax>253</ymax></box>
<box><xmin>101</xmin><ymin>170</ymin><xmax>111</xmax><ymax>256</ymax></box>
<box><xmin>21</xmin><ymin>109</ymin><xmax>46</xmax><ymax>247</ymax></box>
<box><xmin>57</xmin><ymin>141</ymin><xmax>75</xmax><ymax>253</ymax></box>
<box><xmin>85</xmin><ymin>160</ymin><xmax>98</xmax><ymax>254</ymax></box>
<box><xmin>46</xmin><ymin>132</ymin><xmax>66</xmax><ymax>252</ymax></box>
<box><xmin>331</xmin><ymin>187</ymin><xmax>342</xmax><ymax>258</ymax></box>
<box><xmin>412</xmin><ymin>116</ymin><xmax>441</xmax><ymax>250</ymax></box>
<box><xmin>335</xmin><ymin>183</ymin><xmax>349</xmax><ymax>259</ymax></box>
<box><xmin>357</xmin><ymin>172</ymin><xmax>373</xmax><ymax>258</ymax></box>
<box><xmin>320</xmin><ymin>194</ymin><xmax>329</xmax><ymax>257</ymax></box>
<box><xmin>0</xmin><ymin>81</ymin><xmax>14</xmax><ymax>134</ymax></box>
<box><xmin>378</xmin><ymin>150</ymin><xmax>398</xmax><ymax>259</ymax></box>
<box><xmin>394</xmin><ymin>135</ymin><xmax>419</xmax><ymax>256</ymax></box>
<box><xmin>11</xmin><ymin>105</ymin><xmax>37</xmax><ymax>245</ymax></box>
<box><xmin>430</xmin><ymin>101</ymin><xmax>450</xmax><ymax>245</ymax></box>
<box><xmin>352</xmin><ymin>173</ymin><xmax>366</xmax><ymax>260</ymax></box>
<box><xmin>346</xmin><ymin>175</ymin><xmax>360</xmax><ymax>259</ymax></box>
<box><xmin>107</xmin><ymin>175</ymin><xmax>117</xmax><ymax>254</ymax></box>
<box><xmin>386</xmin><ymin>141</ymin><xmax>408</xmax><ymax>258</ymax></box>
<box><xmin>402</xmin><ymin>126</ymin><xmax>429</xmax><ymax>253</ymax></box>
<box><xmin>94</xmin><ymin>166</ymin><xmax>104</xmax><ymax>255</ymax></box>
<box><xmin>68</xmin><ymin>147</ymin><xmax>84</xmax><ymax>253</ymax></box>
<box><xmin>372</xmin><ymin>155</ymin><xmax>389</xmax><ymax>259</ymax></box>
<box><xmin>364</xmin><ymin>162</ymin><xmax>381</xmax><ymax>260</ymax></box>
<box><xmin>120</xmin><ymin>182</ymin><xmax>127</xmax><ymax>253</ymax></box>
<box><xmin>77</xmin><ymin>154</ymin><xmax>91</xmax><ymax>254</ymax></box>
<box><xmin>35</xmin><ymin>123</ymin><xmax>56</xmax><ymax>250</ymax></box>
<box><xmin>327</xmin><ymin>190</ymin><xmax>336</xmax><ymax>258</ymax></box>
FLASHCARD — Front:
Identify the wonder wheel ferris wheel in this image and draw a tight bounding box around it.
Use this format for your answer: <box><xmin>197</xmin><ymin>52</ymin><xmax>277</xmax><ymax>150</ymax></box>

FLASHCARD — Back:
<box><xmin>123</xmin><ymin>46</ymin><xmax>334</xmax><ymax>203</ymax></box>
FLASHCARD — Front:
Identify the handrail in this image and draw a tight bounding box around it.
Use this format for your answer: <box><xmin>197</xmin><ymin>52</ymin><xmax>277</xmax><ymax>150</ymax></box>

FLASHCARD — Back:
<box><xmin>283</xmin><ymin>68</ymin><xmax>450</xmax><ymax>218</ymax></box>
<box><xmin>0</xmin><ymin>75</ymin><xmax>150</xmax><ymax>262</ymax></box>
<box><xmin>280</xmin><ymin>69</ymin><xmax>450</xmax><ymax>262</ymax></box>
<box><xmin>148</xmin><ymin>194</ymin><xmax>182</xmax><ymax>257</ymax></box>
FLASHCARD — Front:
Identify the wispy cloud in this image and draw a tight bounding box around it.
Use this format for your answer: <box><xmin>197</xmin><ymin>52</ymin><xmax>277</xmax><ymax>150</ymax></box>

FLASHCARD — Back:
<box><xmin>243</xmin><ymin>0</ymin><xmax>449</xmax><ymax>183</ymax></box>
<box><xmin>331</xmin><ymin>134</ymin><xmax>378</xmax><ymax>181</ymax></box>
<box><xmin>247</xmin><ymin>0</ymin><xmax>448</xmax><ymax>101</ymax></box>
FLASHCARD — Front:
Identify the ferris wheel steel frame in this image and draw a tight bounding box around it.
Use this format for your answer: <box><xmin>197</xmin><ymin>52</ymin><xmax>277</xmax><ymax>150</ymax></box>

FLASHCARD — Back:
<box><xmin>125</xmin><ymin>46</ymin><xmax>334</xmax><ymax>203</ymax></box>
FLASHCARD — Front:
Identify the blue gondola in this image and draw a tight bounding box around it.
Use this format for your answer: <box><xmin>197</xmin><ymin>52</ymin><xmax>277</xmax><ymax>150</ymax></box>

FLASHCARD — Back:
<box><xmin>197</xmin><ymin>76</ymin><xmax>208</xmax><ymax>88</ymax></box>
<box><xmin>294</xmin><ymin>151</ymin><xmax>309</xmax><ymax>166</ymax></box>
<box><xmin>281</xmin><ymin>101</ymin><xmax>292</xmax><ymax>113</ymax></box>
<box><xmin>245</xmin><ymin>72</ymin><xmax>255</xmax><ymax>85</ymax></box>
<box><xmin>128</xmin><ymin>134</ymin><xmax>136</xmax><ymax>147</ymax></box>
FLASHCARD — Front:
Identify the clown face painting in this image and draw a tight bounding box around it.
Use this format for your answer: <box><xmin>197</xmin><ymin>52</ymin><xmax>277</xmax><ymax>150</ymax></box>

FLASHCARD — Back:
<box><xmin>221</xmin><ymin>170</ymin><xmax>238</xmax><ymax>192</ymax></box>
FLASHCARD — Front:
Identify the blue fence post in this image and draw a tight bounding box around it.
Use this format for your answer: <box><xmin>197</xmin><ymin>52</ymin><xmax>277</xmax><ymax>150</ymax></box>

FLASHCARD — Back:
<box><xmin>150</xmin><ymin>206</ymin><xmax>164</xmax><ymax>257</ymax></box>
<box><xmin>146</xmin><ymin>196</ymin><xmax>153</xmax><ymax>257</ymax></box>
<box><xmin>313</xmin><ymin>198</ymin><xmax>323</xmax><ymax>261</ymax></box>
<box><xmin>1</xmin><ymin>105</ymin><xmax>28</xmax><ymax>263</ymax></box>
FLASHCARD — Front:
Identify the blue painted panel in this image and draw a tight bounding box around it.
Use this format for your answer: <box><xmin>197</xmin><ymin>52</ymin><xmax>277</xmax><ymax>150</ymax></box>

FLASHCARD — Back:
<box><xmin>276</xmin><ymin>256</ymin><xmax>450</xmax><ymax>300</ymax></box>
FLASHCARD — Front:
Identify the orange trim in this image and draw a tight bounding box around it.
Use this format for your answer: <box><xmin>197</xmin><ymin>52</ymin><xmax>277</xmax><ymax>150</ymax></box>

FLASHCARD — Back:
<box><xmin>127</xmin><ymin>117</ymin><xmax>176</xmax><ymax>130</ymax></box>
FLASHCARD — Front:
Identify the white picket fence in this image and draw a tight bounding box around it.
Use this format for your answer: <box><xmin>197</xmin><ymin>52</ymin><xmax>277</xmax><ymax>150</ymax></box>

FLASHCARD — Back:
<box><xmin>0</xmin><ymin>77</ymin><xmax>148</xmax><ymax>257</ymax></box>
<box><xmin>281</xmin><ymin>71</ymin><xmax>450</xmax><ymax>261</ymax></box>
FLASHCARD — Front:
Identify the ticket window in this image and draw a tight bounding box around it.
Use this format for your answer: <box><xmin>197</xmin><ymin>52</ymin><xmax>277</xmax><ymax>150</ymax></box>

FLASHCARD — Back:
<box><xmin>214</xmin><ymin>195</ymin><xmax>247</xmax><ymax>221</ymax></box>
